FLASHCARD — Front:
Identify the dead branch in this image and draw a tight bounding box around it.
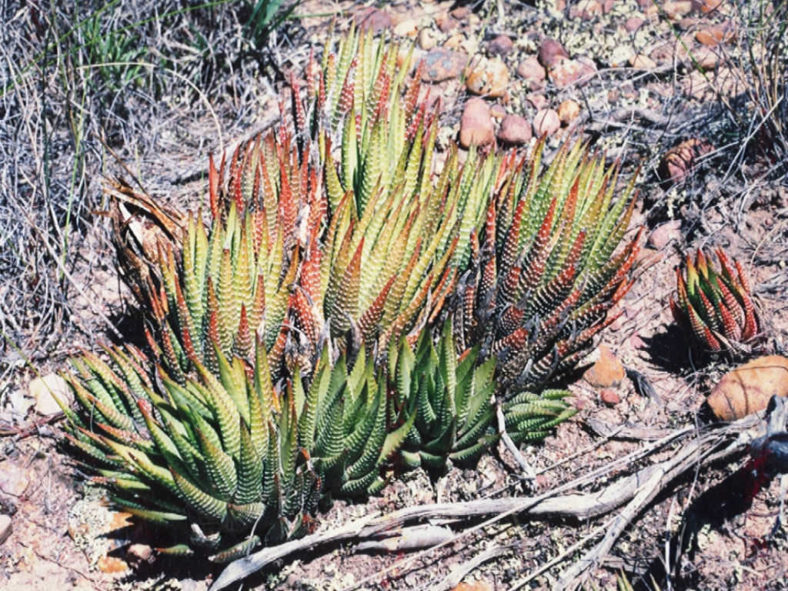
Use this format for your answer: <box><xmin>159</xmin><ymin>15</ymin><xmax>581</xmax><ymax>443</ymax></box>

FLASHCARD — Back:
<box><xmin>559</xmin><ymin>432</ymin><xmax>728</xmax><ymax>588</ymax></box>
<box><xmin>559</xmin><ymin>400</ymin><xmax>786</xmax><ymax>589</ymax></box>
<box><xmin>356</xmin><ymin>524</ymin><xmax>455</xmax><ymax>553</ymax></box>
<box><xmin>496</xmin><ymin>401</ymin><xmax>536</xmax><ymax>480</ymax></box>
<box><xmin>586</xmin><ymin>418</ymin><xmax>676</xmax><ymax>441</ymax></box>
<box><xmin>210</xmin><ymin>413</ymin><xmax>765</xmax><ymax>591</ymax></box>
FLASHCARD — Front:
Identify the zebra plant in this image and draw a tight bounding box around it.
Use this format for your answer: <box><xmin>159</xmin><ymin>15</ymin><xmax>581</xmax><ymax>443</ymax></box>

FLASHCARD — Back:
<box><xmin>59</xmin><ymin>31</ymin><xmax>643</xmax><ymax>560</ymax></box>
<box><xmin>390</xmin><ymin>321</ymin><xmax>576</xmax><ymax>473</ymax></box>
<box><xmin>453</xmin><ymin>140</ymin><xmax>643</xmax><ymax>396</ymax></box>
<box><xmin>66</xmin><ymin>131</ymin><xmax>502</xmax><ymax>560</ymax></box>
<box><xmin>62</xmin><ymin>342</ymin><xmax>321</xmax><ymax>561</ymax></box>
<box><xmin>145</xmin><ymin>117</ymin><xmax>493</xmax><ymax>383</ymax></box>
<box><xmin>670</xmin><ymin>248</ymin><xmax>759</xmax><ymax>353</ymax></box>
<box><xmin>119</xmin><ymin>27</ymin><xmax>492</xmax><ymax>376</ymax></box>
<box><xmin>60</xmin><ymin>335</ymin><xmax>415</xmax><ymax>561</ymax></box>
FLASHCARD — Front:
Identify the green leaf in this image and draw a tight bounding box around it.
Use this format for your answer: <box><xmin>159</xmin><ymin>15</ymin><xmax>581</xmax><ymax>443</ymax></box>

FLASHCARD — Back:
<box><xmin>172</xmin><ymin>469</ymin><xmax>228</xmax><ymax>522</ymax></box>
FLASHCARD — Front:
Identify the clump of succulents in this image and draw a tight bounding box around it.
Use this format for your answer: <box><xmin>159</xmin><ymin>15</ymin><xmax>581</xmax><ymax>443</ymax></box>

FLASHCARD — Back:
<box><xmin>58</xmin><ymin>28</ymin><xmax>641</xmax><ymax>560</ymax></box>
<box><xmin>453</xmin><ymin>141</ymin><xmax>643</xmax><ymax>394</ymax></box>
<box><xmin>670</xmin><ymin>248</ymin><xmax>759</xmax><ymax>353</ymax></box>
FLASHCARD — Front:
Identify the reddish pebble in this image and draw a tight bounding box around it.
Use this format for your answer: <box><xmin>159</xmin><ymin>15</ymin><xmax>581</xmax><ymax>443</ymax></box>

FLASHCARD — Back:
<box><xmin>557</xmin><ymin>99</ymin><xmax>580</xmax><ymax>124</ymax></box>
<box><xmin>516</xmin><ymin>56</ymin><xmax>546</xmax><ymax>88</ymax></box>
<box><xmin>584</xmin><ymin>345</ymin><xmax>626</xmax><ymax>388</ymax></box>
<box><xmin>421</xmin><ymin>48</ymin><xmax>468</xmax><ymax>82</ymax></box>
<box><xmin>601</xmin><ymin>389</ymin><xmax>621</xmax><ymax>406</ymax></box>
<box><xmin>549</xmin><ymin>57</ymin><xmax>596</xmax><ymax>88</ymax></box>
<box><xmin>624</xmin><ymin>16</ymin><xmax>645</xmax><ymax>33</ymax></box>
<box><xmin>538</xmin><ymin>38</ymin><xmax>569</xmax><ymax>68</ymax></box>
<box><xmin>464</xmin><ymin>56</ymin><xmax>509</xmax><ymax>98</ymax></box>
<box><xmin>696</xmin><ymin>27</ymin><xmax>727</xmax><ymax>47</ymax></box>
<box><xmin>497</xmin><ymin>114</ymin><xmax>532</xmax><ymax>145</ymax></box>
<box><xmin>526</xmin><ymin>93</ymin><xmax>548</xmax><ymax>110</ymax></box>
<box><xmin>533</xmin><ymin>109</ymin><xmax>561</xmax><ymax>137</ymax></box>
<box><xmin>630</xmin><ymin>54</ymin><xmax>657</xmax><ymax>70</ymax></box>
<box><xmin>488</xmin><ymin>35</ymin><xmax>514</xmax><ymax>56</ymax></box>
<box><xmin>355</xmin><ymin>7</ymin><xmax>392</xmax><ymax>33</ymax></box>
<box><xmin>460</xmin><ymin>98</ymin><xmax>495</xmax><ymax>148</ymax></box>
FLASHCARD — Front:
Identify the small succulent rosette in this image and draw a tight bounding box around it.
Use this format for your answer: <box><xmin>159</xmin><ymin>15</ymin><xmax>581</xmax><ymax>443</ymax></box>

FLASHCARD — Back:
<box><xmin>670</xmin><ymin>248</ymin><xmax>759</xmax><ymax>353</ymax></box>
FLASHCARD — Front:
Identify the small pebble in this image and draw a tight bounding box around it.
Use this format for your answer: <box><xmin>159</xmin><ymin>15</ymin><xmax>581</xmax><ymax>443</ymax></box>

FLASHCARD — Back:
<box><xmin>355</xmin><ymin>7</ymin><xmax>391</xmax><ymax>33</ymax></box>
<box><xmin>421</xmin><ymin>48</ymin><xmax>468</xmax><ymax>82</ymax></box>
<box><xmin>516</xmin><ymin>57</ymin><xmax>546</xmax><ymax>88</ymax></box>
<box><xmin>624</xmin><ymin>16</ymin><xmax>645</xmax><ymax>33</ymax></box>
<box><xmin>525</xmin><ymin>93</ymin><xmax>548</xmax><ymax>110</ymax></box>
<box><xmin>630</xmin><ymin>54</ymin><xmax>657</xmax><ymax>70</ymax></box>
<box><xmin>557</xmin><ymin>99</ymin><xmax>580</xmax><ymax>125</ymax></box>
<box><xmin>29</xmin><ymin>373</ymin><xmax>72</xmax><ymax>416</ymax></box>
<box><xmin>538</xmin><ymin>38</ymin><xmax>569</xmax><ymax>68</ymax></box>
<box><xmin>418</xmin><ymin>28</ymin><xmax>437</xmax><ymax>50</ymax></box>
<box><xmin>488</xmin><ymin>35</ymin><xmax>514</xmax><ymax>56</ymax></box>
<box><xmin>465</xmin><ymin>56</ymin><xmax>509</xmax><ymax>98</ymax></box>
<box><xmin>497</xmin><ymin>114</ymin><xmax>532</xmax><ymax>145</ymax></box>
<box><xmin>533</xmin><ymin>109</ymin><xmax>561</xmax><ymax>137</ymax></box>
<box><xmin>583</xmin><ymin>345</ymin><xmax>626</xmax><ymax>388</ymax></box>
<box><xmin>601</xmin><ymin>389</ymin><xmax>621</xmax><ymax>406</ymax></box>
<box><xmin>460</xmin><ymin>98</ymin><xmax>495</xmax><ymax>148</ymax></box>
<box><xmin>549</xmin><ymin>57</ymin><xmax>596</xmax><ymax>88</ymax></box>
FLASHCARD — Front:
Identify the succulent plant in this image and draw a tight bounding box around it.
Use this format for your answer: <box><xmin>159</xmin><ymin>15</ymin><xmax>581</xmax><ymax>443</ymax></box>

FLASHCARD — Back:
<box><xmin>59</xmin><ymin>30</ymin><xmax>643</xmax><ymax>560</ymax></box>
<box><xmin>670</xmin><ymin>248</ymin><xmax>759</xmax><ymax>353</ymax></box>
<box><xmin>391</xmin><ymin>321</ymin><xmax>576</xmax><ymax>472</ymax></box>
<box><xmin>112</xmin><ymin>28</ymin><xmax>491</xmax><ymax>373</ymax></box>
<box><xmin>453</xmin><ymin>140</ymin><xmax>643</xmax><ymax>395</ymax></box>
<box><xmin>145</xmin><ymin>102</ymin><xmax>492</xmax><ymax>386</ymax></box>
<box><xmin>61</xmin><ymin>343</ymin><xmax>323</xmax><ymax>561</ymax></box>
